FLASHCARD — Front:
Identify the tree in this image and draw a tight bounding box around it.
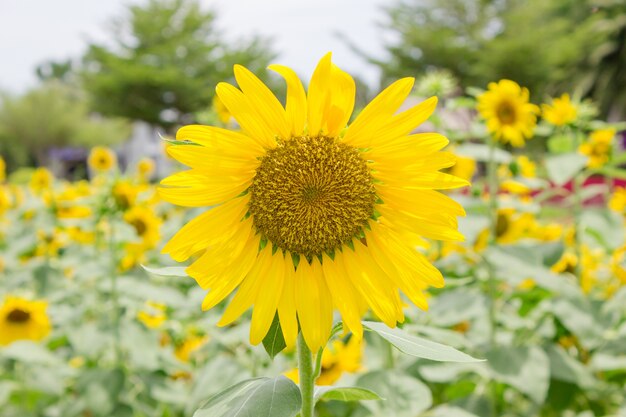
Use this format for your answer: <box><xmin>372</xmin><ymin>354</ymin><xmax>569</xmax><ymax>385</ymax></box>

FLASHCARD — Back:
<box><xmin>81</xmin><ymin>0</ymin><xmax>277</xmax><ymax>131</ymax></box>
<box><xmin>576</xmin><ymin>0</ymin><xmax>626</xmax><ymax>120</ymax></box>
<box><xmin>371</xmin><ymin>0</ymin><xmax>600</xmax><ymax>98</ymax></box>
<box><xmin>0</xmin><ymin>82</ymin><xmax>130</xmax><ymax>169</ymax></box>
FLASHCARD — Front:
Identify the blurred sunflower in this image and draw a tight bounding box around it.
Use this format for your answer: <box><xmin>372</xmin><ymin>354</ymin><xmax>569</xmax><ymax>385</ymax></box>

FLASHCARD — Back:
<box><xmin>159</xmin><ymin>53</ymin><xmax>467</xmax><ymax>351</ymax></box>
<box><xmin>112</xmin><ymin>180</ymin><xmax>139</xmax><ymax>210</ymax></box>
<box><xmin>137</xmin><ymin>301</ymin><xmax>167</xmax><ymax>329</ymax></box>
<box><xmin>579</xmin><ymin>129</ymin><xmax>614</xmax><ymax>168</ymax></box>
<box><xmin>285</xmin><ymin>337</ymin><xmax>363</xmax><ymax>385</ymax></box>
<box><xmin>175</xmin><ymin>334</ymin><xmax>209</xmax><ymax>363</ymax></box>
<box><xmin>477</xmin><ymin>80</ymin><xmax>539</xmax><ymax>147</ymax></box>
<box><xmin>88</xmin><ymin>146</ymin><xmax>117</xmax><ymax>172</ymax></box>
<box><xmin>609</xmin><ymin>187</ymin><xmax>626</xmax><ymax>213</ymax></box>
<box><xmin>542</xmin><ymin>94</ymin><xmax>578</xmax><ymax>126</ymax></box>
<box><xmin>29</xmin><ymin>167</ymin><xmax>54</xmax><ymax>194</ymax></box>
<box><xmin>0</xmin><ymin>186</ymin><xmax>12</xmax><ymax>215</ymax></box>
<box><xmin>123</xmin><ymin>205</ymin><xmax>161</xmax><ymax>248</ymax></box>
<box><xmin>137</xmin><ymin>157</ymin><xmax>156</xmax><ymax>181</ymax></box>
<box><xmin>0</xmin><ymin>296</ymin><xmax>51</xmax><ymax>346</ymax></box>
<box><xmin>0</xmin><ymin>156</ymin><xmax>5</xmax><ymax>182</ymax></box>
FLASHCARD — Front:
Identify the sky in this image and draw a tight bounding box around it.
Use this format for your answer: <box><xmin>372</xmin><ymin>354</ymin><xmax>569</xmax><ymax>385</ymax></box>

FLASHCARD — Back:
<box><xmin>0</xmin><ymin>0</ymin><xmax>393</xmax><ymax>94</ymax></box>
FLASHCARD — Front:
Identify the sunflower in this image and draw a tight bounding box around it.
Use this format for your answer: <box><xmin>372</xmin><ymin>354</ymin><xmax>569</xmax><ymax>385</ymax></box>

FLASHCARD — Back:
<box><xmin>123</xmin><ymin>205</ymin><xmax>161</xmax><ymax>248</ymax></box>
<box><xmin>0</xmin><ymin>296</ymin><xmax>51</xmax><ymax>346</ymax></box>
<box><xmin>285</xmin><ymin>337</ymin><xmax>363</xmax><ymax>385</ymax></box>
<box><xmin>579</xmin><ymin>128</ymin><xmax>614</xmax><ymax>168</ymax></box>
<box><xmin>159</xmin><ymin>53</ymin><xmax>467</xmax><ymax>351</ymax></box>
<box><xmin>29</xmin><ymin>167</ymin><xmax>54</xmax><ymax>194</ymax></box>
<box><xmin>112</xmin><ymin>180</ymin><xmax>139</xmax><ymax>210</ymax></box>
<box><xmin>88</xmin><ymin>146</ymin><xmax>117</xmax><ymax>172</ymax></box>
<box><xmin>0</xmin><ymin>155</ymin><xmax>5</xmax><ymax>182</ymax></box>
<box><xmin>609</xmin><ymin>187</ymin><xmax>626</xmax><ymax>213</ymax></box>
<box><xmin>175</xmin><ymin>334</ymin><xmax>209</xmax><ymax>363</ymax></box>
<box><xmin>477</xmin><ymin>80</ymin><xmax>539</xmax><ymax>147</ymax></box>
<box><xmin>137</xmin><ymin>157</ymin><xmax>156</xmax><ymax>181</ymax></box>
<box><xmin>541</xmin><ymin>94</ymin><xmax>578</xmax><ymax>126</ymax></box>
<box><xmin>137</xmin><ymin>301</ymin><xmax>167</xmax><ymax>329</ymax></box>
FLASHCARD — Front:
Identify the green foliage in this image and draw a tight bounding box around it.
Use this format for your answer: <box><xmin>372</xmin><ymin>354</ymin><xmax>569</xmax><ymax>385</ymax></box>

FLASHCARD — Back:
<box><xmin>80</xmin><ymin>0</ymin><xmax>277</xmax><ymax>130</ymax></box>
<box><xmin>0</xmin><ymin>82</ymin><xmax>129</xmax><ymax>169</ymax></box>
<box><xmin>376</xmin><ymin>0</ymin><xmax>602</xmax><ymax>98</ymax></box>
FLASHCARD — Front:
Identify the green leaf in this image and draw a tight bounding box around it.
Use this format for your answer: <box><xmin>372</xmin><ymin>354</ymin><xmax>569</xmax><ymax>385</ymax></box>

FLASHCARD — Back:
<box><xmin>486</xmin><ymin>345</ymin><xmax>549</xmax><ymax>404</ymax></box>
<box><xmin>314</xmin><ymin>386</ymin><xmax>382</xmax><ymax>402</ymax></box>
<box><xmin>356</xmin><ymin>371</ymin><xmax>432</xmax><ymax>417</ymax></box>
<box><xmin>141</xmin><ymin>264</ymin><xmax>188</xmax><ymax>277</ymax></box>
<box><xmin>546</xmin><ymin>345</ymin><xmax>596</xmax><ymax>389</ymax></box>
<box><xmin>193</xmin><ymin>377</ymin><xmax>301</xmax><ymax>417</ymax></box>
<box><xmin>362</xmin><ymin>321</ymin><xmax>484</xmax><ymax>362</ymax></box>
<box><xmin>545</xmin><ymin>153</ymin><xmax>588</xmax><ymax>186</ymax></box>
<box><xmin>262</xmin><ymin>313</ymin><xmax>286</xmax><ymax>360</ymax></box>
<box><xmin>1</xmin><ymin>341</ymin><xmax>59</xmax><ymax>365</ymax></box>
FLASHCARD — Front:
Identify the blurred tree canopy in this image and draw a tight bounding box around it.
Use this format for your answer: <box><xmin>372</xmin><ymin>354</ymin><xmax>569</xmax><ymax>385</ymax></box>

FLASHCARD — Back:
<box><xmin>81</xmin><ymin>0</ymin><xmax>277</xmax><ymax>131</ymax></box>
<box><xmin>0</xmin><ymin>82</ymin><xmax>130</xmax><ymax>169</ymax></box>
<box><xmin>374</xmin><ymin>0</ymin><xmax>626</xmax><ymax>118</ymax></box>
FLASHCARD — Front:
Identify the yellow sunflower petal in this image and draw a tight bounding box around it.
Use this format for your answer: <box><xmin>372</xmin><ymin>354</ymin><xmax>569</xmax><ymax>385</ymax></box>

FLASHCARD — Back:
<box><xmin>342</xmin><ymin>77</ymin><xmax>415</xmax><ymax>148</ymax></box>
<box><xmin>234</xmin><ymin>64</ymin><xmax>290</xmax><ymax>139</ymax></box>
<box><xmin>215</xmin><ymin>82</ymin><xmax>277</xmax><ymax>149</ymax></box>
<box><xmin>307</xmin><ymin>52</ymin><xmax>333</xmax><ymax>136</ymax></box>
<box><xmin>158</xmin><ymin>170</ymin><xmax>250</xmax><ymax>207</ymax></box>
<box><xmin>325</xmin><ymin>64</ymin><xmax>356</xmax><ymax>137</ymax></box>
<box><xmin>278</xmin><ymin>258</ymin><xmax>298</xmax><ymax>348</ymax></box>
<box><xmin>321</xmin><ymin>253</ymin><xmax>363</xmax><ymax>339</ymax></box>
<box><xmin>268</xmin><ymin>64</ymin><xmax>307</xmax><ymax>136</ymax></box>
<box><xmin>295</xmin><ymin>258</ymin><xmax>333</xmax><ymax>352</ymax></box>
<box><xmin>250</xmin><ymin>251</ymin><xmax>286</xmax><ymax>345</ymax></box>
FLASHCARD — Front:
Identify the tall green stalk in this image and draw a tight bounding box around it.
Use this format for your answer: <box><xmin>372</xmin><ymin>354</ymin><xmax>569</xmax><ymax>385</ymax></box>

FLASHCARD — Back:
<box><xmin>486</xmin><ymin>137</ymin><xmax>499</xmax><ymax>346</ymax></box>
<box><xmin>109</xmin><ymin>217</ymin><xmax>121</xmax><ymax>364</ymax></box>
<box><xmin>297</xmin><ymin>332</ymin><xmax>315</xmax><ymax>417</ymax></box>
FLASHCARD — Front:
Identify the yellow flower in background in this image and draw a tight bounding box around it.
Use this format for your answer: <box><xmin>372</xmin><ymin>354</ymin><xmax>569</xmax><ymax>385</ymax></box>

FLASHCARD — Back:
<box><xmin>0</xmin><ymin>186</ymin><xmax>12</xmax><ymax>215</ymax></box>
<box><xmin>542</xmin><ymin>94</ymin><xmax>578</xmax><ymax>126</ymax></box>
<box><xmin>549</xmin><ymin>257</ymin><xmax>570</xmax><ymax>277</ymax></box>
<box><xmin>450</xmin><ymin>154</ymin><xmax>476</xmax><ymax>182</ymax></box>
<box><xmin>113</xmin><ymin>180</ymin><xmax>139</xmax><ymax>210</ymax></box>
<box><xmin>0</xmin><ymin>156</ymin><xmax>5</xmax><ymax>182</ymax></box>
<box><xmin>516</xmin><ymin>155</ymin><xmax>536</xmax><ymax>178</ymax></box>
<box><xmin>137</xmin><ymin>157</ymin><xmax>156</xmax><ymax>180</ymax></box>
<box><xmin>285</xmin><ymin>337</ymin><xmax>363</xmax><ymax>386</ymax></box>
<box><xmin>88</xmin><ymin>146</ymin><xmax>117</xmax><ymax>172</ymax></box>
<box><xmin>123</xmin><ymin>205</ymin><xmax>161</xmax><ymax>248</ymax></box>
<box><xmin>612</xmin><ymin>245</ymin><xmax>626</xmax><ymax>284</ymax></box>
<box><xmin>51</xmin><ymin>186</ymin><xmax>92</xmax><ymax>219</ymax></box>
<box><xmin>0</xmin><ymin>296</ymin><xmax>51</xmax><ymax>346</ymax></box>
<box><xmin>213</xmin><ymin>94</ymin><xmax>232</xmax><ymax>124</ymax></box>
<box><xmin>35</xmin><ymin>229</ymin><xmax>66</xmax><ymax>257</ymax></box>
<box><xmin>609</xmin><ymin>187</ymin><xmax>626</xmax><ymax>213</ymax></box>
<box><xmin>159</xmin><ymin>53</ymin><xmax>467</xmax><ymax>351</ymax></box>
<box><xmin>137</xmin><ymin>301</ymin><xmax>167</xmax><ymax>329</ymax></box>
<box><xmin>29</xmin><ymin>167</ymin><xmax>54</xmax><ymax>194</ymax></box>
<box><xmin>579</xmin><ymin>129</ymin><xmax>614</xmax><ymax>168</ymax></box>
<box><xmin>175</xmin><ymin>334</ymin><xmax>209</xmax><ymax>363</ymax></box>
<box><xmin>477</xmin><ymin>80</ymin><xmax>539</xmax><ymax>147</ymax></box>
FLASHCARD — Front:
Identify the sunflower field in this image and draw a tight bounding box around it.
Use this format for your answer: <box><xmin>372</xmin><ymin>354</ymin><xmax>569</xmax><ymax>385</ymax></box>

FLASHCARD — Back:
<box><xmin>2</xmin><ymin>1</ymin><xmax>626</xmax><ymax>417</ymax></box>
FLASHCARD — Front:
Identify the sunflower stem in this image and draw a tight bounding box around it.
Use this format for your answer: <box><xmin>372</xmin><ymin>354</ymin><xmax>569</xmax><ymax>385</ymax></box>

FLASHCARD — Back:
<box><xmin>486</xmin><ymin>136</ymin><xmax>499</xmax><ymax>347</ymax></box>
<box><xmin>297</xmin><ymin>332</ymin><xmax>315</xmax><ymax>417</ymax></box>
<box><xmin>108</xmin><ymin>217</ymin><xmax>122</xmax><ymax>364</ymax></box>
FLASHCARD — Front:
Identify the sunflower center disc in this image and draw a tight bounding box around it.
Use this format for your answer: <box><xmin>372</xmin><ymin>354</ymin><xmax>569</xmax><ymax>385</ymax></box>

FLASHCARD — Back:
<box><xmin>7</xmin><ymin>308</ymin><xmax>31</xmax><ymax>323</ymax></box>
<box><xmin>249</xmin><ymin>136</ymin><xmax>376</xmax><ymax>257</ymax></box>
<box><xmin>496</xmin><ymin>101</ymin><xmax>517</xmax><ymax>125</ymax></box>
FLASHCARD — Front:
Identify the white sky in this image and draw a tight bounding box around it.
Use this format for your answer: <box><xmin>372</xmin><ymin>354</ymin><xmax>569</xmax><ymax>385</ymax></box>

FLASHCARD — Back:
<box><xmin>0</xmin><ymin>0</ymin><xmax>393</xmax><ymax>94</ymax></box>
